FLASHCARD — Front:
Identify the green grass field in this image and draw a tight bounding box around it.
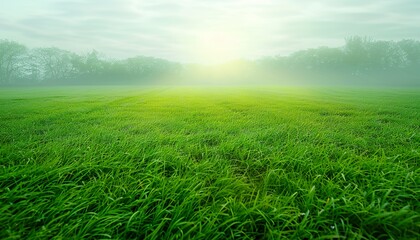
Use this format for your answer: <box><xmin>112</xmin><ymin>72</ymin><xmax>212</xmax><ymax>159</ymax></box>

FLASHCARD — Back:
<box><xmin>1</xmin><ymin>87</ymin><xmax>419</xmax><ymax>239</ymax></box>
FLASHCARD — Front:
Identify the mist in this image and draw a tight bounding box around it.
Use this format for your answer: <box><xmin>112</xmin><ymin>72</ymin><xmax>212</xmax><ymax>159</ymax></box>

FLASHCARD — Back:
<box><xmin>1</xmin><ymin>37</ymin><xmax>420</xmax><ymax>87</ymax></box>
<box><xmin>2</xmin><ymin>0</ymin><xmax>420</xmax><ymax>87</ymax></box>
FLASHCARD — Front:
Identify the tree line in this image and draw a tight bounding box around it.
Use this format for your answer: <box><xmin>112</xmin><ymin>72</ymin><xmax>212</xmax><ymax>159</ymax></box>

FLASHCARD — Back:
<box><xmin>0</xmin><ymin>40</ymin><xmax>181</xmax><ymax>85</ymax></box>
<box><xmin>1</xmin><ymin>36</ymin><xmax>420</xmax><ymax>86</ymax></box>
<box><xmin>258</xmin><ymin>36</ymin><xmax>420</xmax><ymax>86</ymax></box>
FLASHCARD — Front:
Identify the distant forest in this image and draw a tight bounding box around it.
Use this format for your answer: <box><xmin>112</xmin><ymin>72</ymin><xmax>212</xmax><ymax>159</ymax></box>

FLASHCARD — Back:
<box><xmin>1</xmin><ymin>37</ymin><xmax>420</xmax><ymax>86</ymax></box>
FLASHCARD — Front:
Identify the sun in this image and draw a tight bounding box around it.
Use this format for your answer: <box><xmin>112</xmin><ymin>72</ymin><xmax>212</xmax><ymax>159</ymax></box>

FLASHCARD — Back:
<box><xmin>189</xmin><ymin>31</ymin><xmax>243</xmax><ymax>64</ymax></box>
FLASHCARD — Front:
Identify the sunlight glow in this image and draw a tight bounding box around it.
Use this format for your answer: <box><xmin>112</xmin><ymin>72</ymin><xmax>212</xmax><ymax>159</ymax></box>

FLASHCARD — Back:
<box><xmin>189</xmin><ymin>31</ymin><xmax>244</xmax><ymax>64</ymax></box>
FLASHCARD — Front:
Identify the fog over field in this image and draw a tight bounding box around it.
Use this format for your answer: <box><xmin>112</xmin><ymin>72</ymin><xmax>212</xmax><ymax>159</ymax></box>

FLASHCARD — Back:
<box><xmin>1</xmin><ymin>1</ymin><xmax>419</xmax><ymax>240</ymax></box>
<box><xmin>1</xmin><ymin>0</ymin><xmax>420</xmax><ymax>86</ymax></box>
<box><xmin>2</xmin><ymin>0</ymin><xmax>420</xmax><ymax>62</ymax></box>
<box><xmin>2</xmin><ymin>37</ymin><xmax>420</xmax><ymax>86</ymax></box>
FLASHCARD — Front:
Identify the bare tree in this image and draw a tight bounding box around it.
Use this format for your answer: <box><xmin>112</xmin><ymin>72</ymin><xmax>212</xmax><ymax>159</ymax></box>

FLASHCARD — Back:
<box><xmin>32</xmin><ymin>47</ymin><xmax>76</xmax><ymax>82</ymax></box>
<box><xmin>0</xmin><ymin>39</ymin><xmax>27</xmax><ymax>84</ymax></box>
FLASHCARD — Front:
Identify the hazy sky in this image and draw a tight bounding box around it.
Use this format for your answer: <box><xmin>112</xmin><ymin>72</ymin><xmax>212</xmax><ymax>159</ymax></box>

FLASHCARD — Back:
<box><xmin>1</xmin><ymin>0</ymin><xmax>420</xmax><ymax>63</ymax></box>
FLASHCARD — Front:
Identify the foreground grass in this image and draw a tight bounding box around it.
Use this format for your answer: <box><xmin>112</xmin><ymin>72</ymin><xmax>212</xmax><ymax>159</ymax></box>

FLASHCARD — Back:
<box><xmin>0</xmin><ymin>87</ymin><xmax>419</xmax><ymax>239</ymax></box>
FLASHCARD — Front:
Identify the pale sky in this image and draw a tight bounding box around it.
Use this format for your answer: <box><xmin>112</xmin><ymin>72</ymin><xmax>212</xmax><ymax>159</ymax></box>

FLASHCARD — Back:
<box><xmin>1</xmin><ymin>0</ymin><xmax>420</xmax><ymax>63</ymax></box>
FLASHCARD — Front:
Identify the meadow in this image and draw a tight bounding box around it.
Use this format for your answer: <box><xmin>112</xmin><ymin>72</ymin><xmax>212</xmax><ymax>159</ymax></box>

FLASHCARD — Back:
<box><xmin>0</xmin><ymin>87</ymin><xmax>419</xmax><ymax>239</ymax></box>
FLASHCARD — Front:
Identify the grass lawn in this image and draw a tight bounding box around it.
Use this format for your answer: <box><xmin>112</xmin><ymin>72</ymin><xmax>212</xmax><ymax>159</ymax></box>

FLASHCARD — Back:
<box><xmin>0</xmin><ymin>87</ymin><xmax>419</xmax><ymax>239</ymax></box>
